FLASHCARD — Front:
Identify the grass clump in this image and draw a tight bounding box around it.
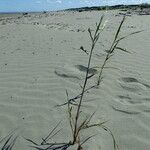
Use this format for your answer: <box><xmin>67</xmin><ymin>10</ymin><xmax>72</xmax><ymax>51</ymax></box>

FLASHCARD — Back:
<box><xmin>0</xmin><ymin>15</ymin><xmax>142</xmax><ymax>150</ymax></box>
<box><xmin>26</xmin><ymin>15</ymin><xmax>119</xmax><ymax>150</ymax></box>
<box><xmin>57</xmin><ymin>16</ymin><xmax>142</xmax><ymax>107</ymax></box>
<box><xmin>0</xmin><ymin>130</ymin><xmax>18</xmax><ymax>150</ymax></box>
<box><xmin>26</xmin><ymin>15</ymin><xmax>142</xmax><ymax>150</ymax></box>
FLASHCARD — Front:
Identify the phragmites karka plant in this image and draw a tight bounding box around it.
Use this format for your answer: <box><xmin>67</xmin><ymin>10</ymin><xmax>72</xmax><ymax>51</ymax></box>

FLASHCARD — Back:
<box><xmin>0</xmin><ymin>130</ymin><xmax>18</xmax><ymax>150</ymax></box>
<box><xmin>26</xmin><ymin>15</ymin><xmax>142</xmax><ymax>150</ymax></box>
<box><xmin>1</xmin><ymin>15</ymin><xmax>142</xmax><ymax>150</ymax></box>
<box><xmin>26</xmin><ymin>15</ymin><xmax>119</xmax><ymax>150</ymax></box>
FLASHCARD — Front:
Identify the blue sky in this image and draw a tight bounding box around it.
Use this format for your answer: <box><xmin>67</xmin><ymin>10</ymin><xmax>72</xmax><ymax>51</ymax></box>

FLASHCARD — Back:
<box><xmin>0</xmin><ymin>0</ymin><xmax>150</xmax><ymax>12</ymax></box>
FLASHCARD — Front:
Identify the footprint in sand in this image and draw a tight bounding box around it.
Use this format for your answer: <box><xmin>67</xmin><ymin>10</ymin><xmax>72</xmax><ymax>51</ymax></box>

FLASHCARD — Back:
<box><xmin>112</xmin><ymin>94</ymin><xmax>141</xmax><ymax>115</ymax></box>
<box><xmin>118</xmin><ymin>77</ymin><xmax>150</xmax><ymax>92</ymax></box>
<box><xmin>54</xmin><ymin>64</ymin><xmax>98</xmax><ymax>81</ymax></box>
<box><xmin>122</xmin><ymin>77</ymin><xmax>150</xmax><ymax>88</ymax></box>
<box><xmin>117</xmin><ymin>94</ymin><xmax>142</xmax><ymax>105</ymax></box>
<box><xmin>111</xmin><ymin>105</ymin><xmax>140</xmax><ymax>115</ymax></box>
<box><xmin>54</xmin><ymin>64</ymin><xmax>81</xmax><ymax>81</ymax></box>
<box><xmin>112</xmin><ymin>95</ymin><xmax>150</xmax><ymax>115</ymax></box>
<box><xmin>113</xmin><ymin>77</ymin><xmax>150</xmax><ymax>114</ymax></box>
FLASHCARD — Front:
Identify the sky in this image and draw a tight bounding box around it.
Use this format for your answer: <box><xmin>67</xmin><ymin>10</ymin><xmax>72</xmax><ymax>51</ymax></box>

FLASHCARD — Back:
<box><xmin>0</xmin><ymin>0</ymin><xmax>150</xmax><ymax>12</ymax></box>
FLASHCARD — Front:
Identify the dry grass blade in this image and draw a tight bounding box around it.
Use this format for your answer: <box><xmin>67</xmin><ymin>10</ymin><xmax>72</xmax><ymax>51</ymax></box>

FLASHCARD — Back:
<box><xmin>94</xmin><ymin>15</ymin><xmax>104</xmax><ymax>36</ymax></box>
<box><xmin>114</xmin><ymin>16</ymin><xmax>125</xmax><ymax>42</ymax></box>
<box><xmin>41</xmin><ymin>121</ymin><xmax>62</xmax><ymax>145</ymax></box>
<box><xmin>26</xmin><ymin>122</ymin><xmax>63</xmax><ymax>148</ymax></box>
<box><xmin>55</xmin><ymin>85</ymin><xmax>97</xmax><ymax>107</ymax></box>
<box><xmin>88</xmin><ymin>28</ymin><xmax>94</xmax><ymax>42</ymax></box>
<box><xmin>67</xmin><ymin>90</ymin><xmax>75</xmax><ymax>137</ymax></box>
<box><xmin>115</xmin><ymin>47</ymin><xmax>131</xmax><ymax>53</ymax></box>
<box><xmin>101</xmin><ymin>125</ymin><xmax>119</xmax><ymax>150</ymax></box>
<box><xmin>30</xmin><ymin>143</ymin><xmax>71</xmax><ymax>150</ymax></box>
<box><xmin>0</xmin><ymin>133</ymin><xmax>18</xmax><ymax>150</ymax></box>
<box><xmin>73</xmin><ymin>16</ymin><xmax>104</xmax><ymax>144</ymax></box>
<box><xmin>87</xmin><ymin>73</ymin><xmax>96</xmax><ymax>79</ymax></box>
<box><xmin>91</xmin><ymin>66</ymin><xmax>120</xmax><ymax>70</ymax></box>
<box><xmin>116</xmin><ymin>30</ymin><xmax>144</xmax><ymax>43</ymax></box>
<box><xmin>80</xmin><ymin>46</ymin><xmax>89</xmax><ymax>55</ymax></box>
<box><xmin>82</xmin><ymin>121</ymin><xmax>108</xmax><ymax>130</ymax></box>
<box><xmin>27</xmin><ymin>138</ymin><xmax>72</xmax><ymax>150</ymax></box>
<box><xmin>80</xmin><ymin>134</ymin><xmax>97</xmax><ymax>146</ymax></box>
<box><xmin>26</xmin><ymin>138</ymin><xmax>39</xmax><ymax>146</ymax></box>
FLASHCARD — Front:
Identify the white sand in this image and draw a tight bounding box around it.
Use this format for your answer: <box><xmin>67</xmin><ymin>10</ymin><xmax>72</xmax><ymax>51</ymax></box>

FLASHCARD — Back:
<box><xmin>0</xmin><ymin>10</ymin><xmax>150</xmax><ymax>150</ymax></box>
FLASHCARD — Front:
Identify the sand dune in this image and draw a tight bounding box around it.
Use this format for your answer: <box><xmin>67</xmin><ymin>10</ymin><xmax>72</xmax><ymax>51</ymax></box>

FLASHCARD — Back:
<box><xmin>0</xmin><ymin>9</ymin><xmax>150</xmax><ymax>150</ymax></box>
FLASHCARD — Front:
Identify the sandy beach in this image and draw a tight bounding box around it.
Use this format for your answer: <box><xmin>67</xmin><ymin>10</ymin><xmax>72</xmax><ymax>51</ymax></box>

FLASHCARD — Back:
<box><xmin>0</xmin><ymin>9</ymin><xmax>150</xmax><ymax>150</ymax></box>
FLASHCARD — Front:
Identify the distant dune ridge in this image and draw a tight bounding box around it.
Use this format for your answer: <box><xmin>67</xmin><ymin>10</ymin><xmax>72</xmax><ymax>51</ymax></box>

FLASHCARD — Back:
<box><xmin>0</xmin><ymin>6</ymin><xmax>150</xmax><ymax>150</ymax></box>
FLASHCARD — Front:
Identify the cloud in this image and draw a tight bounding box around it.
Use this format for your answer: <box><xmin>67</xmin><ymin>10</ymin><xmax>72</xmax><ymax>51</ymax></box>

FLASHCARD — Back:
<box><xmin>80</xmin><ymin>0</ymin><xmax>97</xmax><ymax>6</ymax></box>
<box><xmin>36</xmin><ymin>0</ymin><xmax>42</xmax><ymax>4</ymax></box>
<box><xmin>46</xmin><ymin>0</ymin><xmax>62</xmax><ymax>4</ymax></box>
<box><xmin>56</xmin><ymin>0</ymin><xmax>62</xmax><ymax>3</ymax></box>
<box><xmin>102</xmin><ymin>0</ymin><xmax>146</xmax><ymax>5</ymax></box>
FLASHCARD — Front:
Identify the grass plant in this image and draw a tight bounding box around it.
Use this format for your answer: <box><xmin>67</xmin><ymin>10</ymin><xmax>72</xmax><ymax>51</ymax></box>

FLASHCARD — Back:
<box><xmin>0</xmin><ymin>14</ymin><xmax>143</xmax><ymax>150</ymax></box>
<box><xmin>0</xmin><ymin>131</ymin><xmax>17</xmax><ymax>150</ymax></box>
<box><xmin>26</xmin><ymin>15</ymin><xmax>119</xmax><ymax>150</ymax></box>
<box><xmin>57</xmin><ymin>16</ymin><xmax>142</xmax><ymax>107</ymax></box>
<box><xmin>97</xmin><ymin>16</ymin><xmax>143</xmax><ymax>85</ymax></box>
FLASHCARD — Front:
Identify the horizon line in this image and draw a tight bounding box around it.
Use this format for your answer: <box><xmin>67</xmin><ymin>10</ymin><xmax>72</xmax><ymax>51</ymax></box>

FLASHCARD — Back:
<box><xmin>0</xmin><ymin>3</ymin><xmax>149</xmax><ymax>14</ymax></box>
